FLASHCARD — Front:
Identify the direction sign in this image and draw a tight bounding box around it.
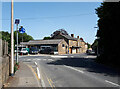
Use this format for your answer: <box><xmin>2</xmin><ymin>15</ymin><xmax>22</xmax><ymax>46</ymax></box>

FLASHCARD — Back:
<box><xmin>19</xmin><ymin>27</ymin><xmax>25</xmax><ymax>34</ymax></box>
<box><xmin>15</xmin><ymin>19</ymin><xmax>20</xmax><ymax>24</ymax></box>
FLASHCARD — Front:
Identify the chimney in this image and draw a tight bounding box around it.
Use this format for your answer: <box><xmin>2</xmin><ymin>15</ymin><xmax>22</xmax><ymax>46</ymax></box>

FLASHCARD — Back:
<box><xmin>71</xmin><ymin>34</ymin><xmax>74</xmax><ymax>38</ymax></box>
<box><xmin>77</xmin><ymin>36</ymin><xmax>79</xmax><ymax>39</ymax></box>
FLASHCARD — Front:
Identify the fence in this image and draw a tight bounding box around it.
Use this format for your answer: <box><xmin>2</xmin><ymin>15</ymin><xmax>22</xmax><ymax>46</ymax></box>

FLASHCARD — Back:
<box><xmin>0</xmin><ymin>39</ymin><xmax>10</xmax><ymax>89</ymax></box>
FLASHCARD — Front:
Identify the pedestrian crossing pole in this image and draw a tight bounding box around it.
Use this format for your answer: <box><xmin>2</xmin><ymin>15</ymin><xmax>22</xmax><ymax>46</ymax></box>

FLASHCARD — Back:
<box><xmin>10</xmin><ymin>0</ymin><xmax>14</xmax><ymax>76</ymax></box>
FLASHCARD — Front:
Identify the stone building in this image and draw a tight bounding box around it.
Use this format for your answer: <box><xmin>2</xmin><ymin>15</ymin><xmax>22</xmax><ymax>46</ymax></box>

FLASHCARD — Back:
<box><xmin>51</xmin><ymin>33</ymin><xmax>87</xmax><ymax>54</ymax></box>
<box><xmin>20</xmin><ymin>39</ymin><xmax>68</xmax><ymax>54</ymax></box>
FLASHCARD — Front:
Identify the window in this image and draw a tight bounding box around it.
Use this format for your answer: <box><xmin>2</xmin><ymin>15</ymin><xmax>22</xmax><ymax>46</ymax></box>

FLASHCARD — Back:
<box><xmin>62</xmin><ymin>44</ymin><xmax>65</xmax><ymax>47</ymax></box>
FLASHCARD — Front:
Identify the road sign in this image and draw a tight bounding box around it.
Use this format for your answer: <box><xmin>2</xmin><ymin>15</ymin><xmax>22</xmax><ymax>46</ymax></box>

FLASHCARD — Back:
<box><xmin>15</xmin><ymin>19</ymin><xmax>20</xmax><ymax>24</ymax></box>
<box><xmin>19</xmin><ymin>27</ymin><xmax>25</xmax><ymax>34</ymax></box>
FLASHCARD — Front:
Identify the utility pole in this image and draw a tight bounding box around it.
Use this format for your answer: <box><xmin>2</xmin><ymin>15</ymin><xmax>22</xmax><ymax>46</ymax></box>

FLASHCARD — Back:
<box><xmin>10</xmin><ymin>0</ymin><xmax>14</xmax><ymax>76</ymax></box>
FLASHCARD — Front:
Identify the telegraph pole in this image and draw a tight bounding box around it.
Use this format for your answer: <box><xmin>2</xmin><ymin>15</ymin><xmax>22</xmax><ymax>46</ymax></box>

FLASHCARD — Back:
<box><xmin>10</xmin><ymin>0</ymin><xmax>14</xmax><ymax>76</ymax></box>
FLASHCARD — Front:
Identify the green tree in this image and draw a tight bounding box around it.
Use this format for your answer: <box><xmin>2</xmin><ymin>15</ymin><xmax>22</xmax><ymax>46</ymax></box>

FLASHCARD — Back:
<box><xmin>43</xmin><ymin>36</ymin><xmax>51</xmax><ymax>40</ymax></box>
<box><xmin>95</xmin><ymin>2</ymin><xmax>120</xmax><ymax>66</ymax></box>
<box><xmin>1</xmin><ymin>31</ymin><xmax>34</xmax><ymax>53</ymax></box>
<box><xmin>14</xmin><ymin>31</ymin><xmax>34</xmax><ymax>44</ymax></box>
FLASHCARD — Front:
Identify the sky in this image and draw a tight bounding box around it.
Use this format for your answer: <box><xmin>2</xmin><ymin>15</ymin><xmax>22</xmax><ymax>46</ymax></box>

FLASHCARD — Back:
<box><xmin>1</xmin><ymin>2</ymin><xmax>102</xmax><ymax>44</ymax></box>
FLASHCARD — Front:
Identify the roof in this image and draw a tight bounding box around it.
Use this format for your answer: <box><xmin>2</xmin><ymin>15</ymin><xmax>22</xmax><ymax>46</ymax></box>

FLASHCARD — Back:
<box><xmin>60</xmin><ymin>34</ymin><xmax>78</xmax><ymax>41</ymax></box>
<box><xmin>20</xmin><ymin>39</ymin><xmax>64</xmax><ymax>45</ymax></box>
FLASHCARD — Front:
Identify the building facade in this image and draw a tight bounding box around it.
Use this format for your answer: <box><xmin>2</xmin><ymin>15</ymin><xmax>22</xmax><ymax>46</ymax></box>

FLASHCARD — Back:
<box><xmin>51</xmin><ymin>33</ymin><xmax>87</xmax><ymax>54</ymax></box>
<box><xmin>20</xmin><ymin>39</ymin><xmax>68</xmax><ymax>54</ymax></box>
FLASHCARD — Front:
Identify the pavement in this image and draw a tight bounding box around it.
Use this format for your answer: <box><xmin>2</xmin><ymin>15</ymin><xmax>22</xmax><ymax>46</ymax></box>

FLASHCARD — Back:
<box><xmin>3</xmin><ymin>62</ymin><xmax>41</xmax><ymax>87</ymax></box>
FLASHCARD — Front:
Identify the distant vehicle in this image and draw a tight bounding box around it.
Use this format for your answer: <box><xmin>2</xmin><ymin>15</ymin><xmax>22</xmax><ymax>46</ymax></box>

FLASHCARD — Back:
<box><xmin>29</xmin><ymin>47</ymin><xmax>39</xmax><ymax>54</ymax></box>
<box><xmin>86</xmin><ymin>49</ymin><xmax>95</xmax><ymax>55</ymax></box>
<box><xmin>19</xmin><ymin>48</ymin><xmax>28</xmax><ymax>55</ymax></box>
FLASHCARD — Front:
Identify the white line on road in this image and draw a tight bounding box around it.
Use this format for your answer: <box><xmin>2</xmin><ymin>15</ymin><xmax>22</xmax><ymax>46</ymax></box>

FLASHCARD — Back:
<box><xmin>51</xmin><ymin>55</ymin><xmax>68</xmax><ymax>58</ymax></box>
<box><xmin>70</xmin><ymin>56</ymin><xmax>74</xmax><ymax>58</ymax></box>
<box><xmin>37</xmin><ymin>67</ymin><xmax>41</xmax><ymax>79</ymax></box>
<box><xmin>105</xmin><ymin>80</ymin><xmax>120</xmax><ymax>87</ymax></box>
<box><xmin>34</xmin><ymin>62</ymin><xmax>41</xmax><ymax>79</ymax></box>
<box><xmin>27</xmin><ymin>59</ymin><xmax>31</xmax><ymax>61</ymax></box>
<box><xmin>34</xmin><ymin>62</ymin><xmax>37</xmax><ymax>66</ymax></box>
<box><xmin>64</xmin><ymin>65</ymin><xmax>84</xmax><ymax>74</ymax></box>
<box><xmin>48</xmin><ymin>59</ymin><xmax>54</xmax><ymax>61</ymax></box>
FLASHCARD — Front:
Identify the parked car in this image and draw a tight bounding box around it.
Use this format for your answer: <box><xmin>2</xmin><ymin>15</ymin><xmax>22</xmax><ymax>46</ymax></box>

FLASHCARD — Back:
<box><xmin>29</xmin><ymin>47</ymin><xmax>39</xmax><ymax>54</ymax></box>
<box><xmin>19</xmin><ymin>48</ymin><xmax>28</xmax><ymax>55</ymax></box>
<box><xmin>40</xmin><ymin>48</ymin><xmax>51</xmax><ymax>54</ymax></box>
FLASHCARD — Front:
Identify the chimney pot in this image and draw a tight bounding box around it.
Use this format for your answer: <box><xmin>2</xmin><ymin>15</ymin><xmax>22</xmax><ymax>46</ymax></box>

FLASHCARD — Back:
<box><xmin>71</xmin><ymin>34</ymin><xmax>74</xmax><ymax>38</ymax></box>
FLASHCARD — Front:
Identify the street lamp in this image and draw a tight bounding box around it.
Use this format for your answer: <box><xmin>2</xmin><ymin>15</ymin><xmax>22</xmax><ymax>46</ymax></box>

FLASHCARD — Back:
<box><xmin>10</xmin><ymin>0</ymin><xmax>14</xmax><ymax>76</ymax></box>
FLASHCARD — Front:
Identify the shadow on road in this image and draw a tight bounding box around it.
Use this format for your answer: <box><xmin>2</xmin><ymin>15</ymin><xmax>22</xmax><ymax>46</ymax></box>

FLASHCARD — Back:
<box><xmin>47</xmin><ymin>57</ymin><xmax>120</xmax><ymax>77</ymax></box>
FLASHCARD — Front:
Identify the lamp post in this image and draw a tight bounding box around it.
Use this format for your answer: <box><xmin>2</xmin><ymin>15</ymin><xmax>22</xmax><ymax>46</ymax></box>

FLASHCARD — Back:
<box><xmin>10</xmin><ymin>0</ymin><xmax>14</xmax><ymax>76</ymax></box>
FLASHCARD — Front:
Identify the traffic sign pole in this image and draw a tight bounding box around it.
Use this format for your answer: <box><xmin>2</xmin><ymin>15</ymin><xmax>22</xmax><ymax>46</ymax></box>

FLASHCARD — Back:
<box><xmin>15</xmin><ymin>19</ymin><xmax>20</xmax><ymax>64</ymax></box>
<box><xmin>16</xmin><ymin>24</ymin><xmax>18</xmax><ymax>63</ymax></box>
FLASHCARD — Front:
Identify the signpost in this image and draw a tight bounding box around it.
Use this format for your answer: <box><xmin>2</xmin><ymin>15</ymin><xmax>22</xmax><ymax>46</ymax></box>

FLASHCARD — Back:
<box><xmin>15</xmin><ymin>19</ymin><xmax>20</xmax><ymax>64</ymax></box>
<box><xmin>19</xmin><ymin>26</ymin><xmax>25</xmax><ymax>55</ymax></box>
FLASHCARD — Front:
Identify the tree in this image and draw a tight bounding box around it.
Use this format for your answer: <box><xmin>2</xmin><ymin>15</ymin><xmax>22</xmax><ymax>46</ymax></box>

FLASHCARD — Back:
<box><xmin>87</xmin><ymin>43</ymin><xmax>91</xmax><ymax>49</ymax></box>
<box><xmin>95</xmin><ymin>2</ymin><xmax>120</xmax><ymax>66</ymax></box>
<box><xmin>43</xmin><ymin>36</ymin><xmax>51</xmax><ymax>40</ymax></box>
<box><xmin>51</xmin><ymin>29</ymin><xmax>69</xmax><ymax>37</ymax></box>
<box><xmin>0</xmin><ymin>31</ymin><xmax>34</xmax><ymax>53</ymax></box>
<box><xmin>14</xmin><ymin>31</ymin><xmax>34</xmax><ymax>44</ymax></box>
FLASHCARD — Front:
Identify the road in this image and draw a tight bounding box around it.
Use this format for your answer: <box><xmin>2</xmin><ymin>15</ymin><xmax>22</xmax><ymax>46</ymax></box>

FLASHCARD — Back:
<box><xmin>18</xmin><ymin>53</ymin><xmax>120</xmax><ymax>88</ymax></box>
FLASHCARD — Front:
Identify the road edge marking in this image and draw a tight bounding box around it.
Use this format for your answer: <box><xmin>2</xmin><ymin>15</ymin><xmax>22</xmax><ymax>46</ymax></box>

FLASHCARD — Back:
<box><xmin>64</xmin><ymin>65</ymin><xmax>84</xmax><ymax>74</ymax></box>
<box><xmin>105</xmin><ymin>80</ymin><xmax>120</xmax><ymax>87</ymax></box>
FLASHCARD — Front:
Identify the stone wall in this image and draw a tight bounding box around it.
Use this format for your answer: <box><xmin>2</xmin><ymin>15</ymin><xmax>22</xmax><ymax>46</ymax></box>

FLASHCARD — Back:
<box><xmin>0</xmin><ymin>39</ymin><xmax>10</xmax><ymax>89</ymax></box>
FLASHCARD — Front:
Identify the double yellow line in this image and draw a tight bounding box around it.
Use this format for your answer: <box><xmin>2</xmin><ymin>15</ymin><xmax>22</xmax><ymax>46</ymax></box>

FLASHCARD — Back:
<box><xmin>27</xmin><ymin>64</ymin><xmax>40</xmax><ymax>80</ymax></box>
<box><xmin>27</xmin><ymin>64</ymin><xmax>56</xmax><ymax>89</ymax></box>
<box><xmin>46</xmin><ymin>77</ymin><xmax>56</xmax><ymax>89</ymax></box>
<box><xmin>39</xmin><ymin>66</ymin><xmax>56</xmax><ymax>89</ymax></box>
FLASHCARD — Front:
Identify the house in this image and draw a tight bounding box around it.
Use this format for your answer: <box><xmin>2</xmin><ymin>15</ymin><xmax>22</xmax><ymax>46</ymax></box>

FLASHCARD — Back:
<box><xmin>51</xmin><ymin>33</ymin><xmax>87</xmax><ymax>54</ymax></box>
<box><xmin>20</xmin><ymin>39</ymin><xmax>68</xmax><ymax>54</ymax></box>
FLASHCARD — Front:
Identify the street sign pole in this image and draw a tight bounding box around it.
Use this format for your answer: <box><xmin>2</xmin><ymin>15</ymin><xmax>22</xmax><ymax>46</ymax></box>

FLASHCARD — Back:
<box><xmin>15</xmin><ymin>19</ymin><xmax>20</xmax><ymax>64</ymax></box>
<box><xmin>16</xmin><ymin>24</ymin><xmax>18</xmax><ymax>63</ymax></box>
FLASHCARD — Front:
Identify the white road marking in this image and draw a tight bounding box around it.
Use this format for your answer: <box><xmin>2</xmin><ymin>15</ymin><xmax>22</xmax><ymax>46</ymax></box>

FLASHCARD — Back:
<box><xmin>64</xmin><ymin>65</ymin><xmax>84</xmax><ymax>74</ymax></box>
<box><xmin>37</xmin><ymin>67</ymin><xmax>41</xmax><ymax>79</ymax></box>
<box><xmin>37</xmin><ymin>59</ymin><xmax>41</xmax><ymax>60</ymax></box>
<box><xmin>43</xmin><ymin>59</ymin><xmax>47</xmax><ymax>61</ymax></box>
<box><xmin>34</xmin><ymin>62</ymin><xmax>37</xmax><ymax>66</ymax></box>
<box><xmin>48</xmin><ymin>59</ymin><xmax>54</xmax><ymax>61</ymax></box>
<box><xmin>70</xmin><ymin>56</ymin><xmax>74</xmax><ymax>58</ymax></box>
<box><xmin>27</xmin><ymin>59</ymin><xmax>31</xmax><ymax>61</ymax></box>
<box><xmin>105</xmin><ymin>80</ymin><xmax>120</xmax><ymax>87</ymax></box>
<box><xmin>51</xmin><ymin>55</ymin><xmax>68</xmax><ymax>58</ymax></box>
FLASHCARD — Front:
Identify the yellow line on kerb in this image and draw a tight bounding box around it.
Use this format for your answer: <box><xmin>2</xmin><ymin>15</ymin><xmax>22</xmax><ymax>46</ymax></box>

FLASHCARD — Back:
<box><xmin>27</xmin><ymin>64</ymin><xmax>40</xmax><ymax>80</ymax></box>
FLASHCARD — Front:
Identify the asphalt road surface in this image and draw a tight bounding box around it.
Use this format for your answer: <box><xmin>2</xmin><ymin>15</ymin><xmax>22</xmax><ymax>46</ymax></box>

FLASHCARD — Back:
<box><xmin>18</xmin><ymin>53</ymin><xmax>120</xmax><ymax>88</ymax></box>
